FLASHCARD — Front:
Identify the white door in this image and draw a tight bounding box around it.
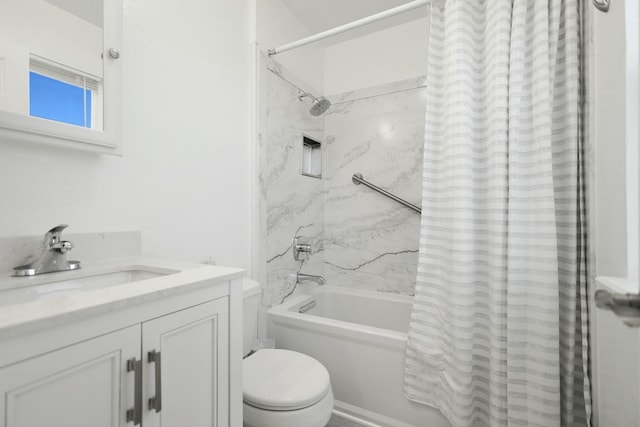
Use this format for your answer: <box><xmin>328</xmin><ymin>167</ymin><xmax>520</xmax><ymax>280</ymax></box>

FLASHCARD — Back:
<box><xmin>0</xmin><ymin>325</ymin><xmax>140</xmax><ymax>427</ymax></box>
<box><xmin>142</xmin><ymin>298</ymin><xmax>229</xmax><ymax>427</ymax></box>
<box><xmin>591</xmin><ymin>0</ymin><xmax>640</xmax><ymax>425</ymax></box>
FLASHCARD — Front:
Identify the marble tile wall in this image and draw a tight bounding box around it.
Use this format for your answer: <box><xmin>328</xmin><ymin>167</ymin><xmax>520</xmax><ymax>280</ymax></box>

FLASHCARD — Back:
<box><xmin>259</xmin><ymin>56</ymin><xmax>427</xmax><ymax>301</ymax></box>
<box><xmin>259</xmin><ymin>57</ymin><xmax>325</xmax><ymax>307</ymax></box>
<box><xmin>323</xmin><ymin>78</ymin><xmax>427</xmax><ymax>295</ymax></box>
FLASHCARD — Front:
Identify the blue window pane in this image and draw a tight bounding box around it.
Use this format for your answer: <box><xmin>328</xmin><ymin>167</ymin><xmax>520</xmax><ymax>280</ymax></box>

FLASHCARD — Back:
<box><xmin>29</xmin><ymin>72</ymin><xmax>92</xmax><ymax>128</ymax></box>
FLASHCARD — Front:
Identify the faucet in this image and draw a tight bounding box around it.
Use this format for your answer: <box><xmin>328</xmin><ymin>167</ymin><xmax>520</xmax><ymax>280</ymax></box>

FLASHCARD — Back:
<box><xmin>13</xmin><ymin>224</ymin><xmax>81</xmax><ymax>277</ymax></box>
<box><xmin>296</xmin><ymin>273</ymin><xmax>325</xmax><ymax>286</ymax></box>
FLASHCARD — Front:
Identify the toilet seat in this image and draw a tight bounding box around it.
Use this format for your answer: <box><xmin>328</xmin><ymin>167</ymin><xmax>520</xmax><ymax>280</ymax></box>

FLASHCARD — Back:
<box><xmin>243</xmin><ymin>349</ymin><xmax>331</xmax><ymax>411</ymax></box>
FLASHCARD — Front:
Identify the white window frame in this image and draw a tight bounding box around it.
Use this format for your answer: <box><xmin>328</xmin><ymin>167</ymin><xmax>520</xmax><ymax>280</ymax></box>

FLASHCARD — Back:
<box><xmin>29</xmin><ymin>55</ymin><xmax>103</xmax><ymax>131</ymax></box>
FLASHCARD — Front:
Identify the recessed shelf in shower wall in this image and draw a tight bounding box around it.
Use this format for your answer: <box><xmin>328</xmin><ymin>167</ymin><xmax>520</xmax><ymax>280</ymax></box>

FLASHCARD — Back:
<box><xmin>301</xmin><ymin>135</ymin><xmax>322</xmax><ymax>179</ymax></box>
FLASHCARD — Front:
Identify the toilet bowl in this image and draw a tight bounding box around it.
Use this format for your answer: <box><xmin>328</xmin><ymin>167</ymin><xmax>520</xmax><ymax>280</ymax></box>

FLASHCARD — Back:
<box><xmin>242</xmin><ymin>279</ymin><xmax>333</xmax><ymax>427</ymax></box>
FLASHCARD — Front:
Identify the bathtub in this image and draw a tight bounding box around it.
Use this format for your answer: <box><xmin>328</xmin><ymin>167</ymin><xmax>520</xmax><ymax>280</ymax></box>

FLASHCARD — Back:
<box><xmin>268</xmin><ymin>286</ymin><xmax>450</xmax><ymax>427</ymax></box>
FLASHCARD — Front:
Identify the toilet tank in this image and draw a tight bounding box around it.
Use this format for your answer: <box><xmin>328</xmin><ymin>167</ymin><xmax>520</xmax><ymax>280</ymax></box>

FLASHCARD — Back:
<box><xmin>242</xmin><ymin>278</ymin><xmax>262</xmax><ymax>357</ymax></box>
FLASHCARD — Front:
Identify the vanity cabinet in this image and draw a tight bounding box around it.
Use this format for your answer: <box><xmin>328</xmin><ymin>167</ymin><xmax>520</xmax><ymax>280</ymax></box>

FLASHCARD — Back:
<box><xmin>0</xmin><ymin>279</ymin><xmax>239</xmax><ymax>427</ymax></box>
<box><xmin>0</xmin><ymin>325</ymin><xmax>139</xmax><ymax>427</ymax></box>
<box><xmin>142</xmin><ymin>298</ymin><xmax>229</xmax><ymax>427</ymax></box>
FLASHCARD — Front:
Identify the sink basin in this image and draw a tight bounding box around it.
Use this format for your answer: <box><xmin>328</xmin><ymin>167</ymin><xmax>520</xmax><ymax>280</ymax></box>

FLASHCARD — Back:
<box><xmin>0</xmin><ymin>268</ymin><xmax>177</xmax><ymax>307</ymax></box>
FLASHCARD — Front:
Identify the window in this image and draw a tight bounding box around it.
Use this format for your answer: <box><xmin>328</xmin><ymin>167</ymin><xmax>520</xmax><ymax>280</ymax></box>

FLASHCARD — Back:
<box><xmin>29</xmin><ymin>58</ymin><xmax>102</xmax><ymax>130</ymax></box>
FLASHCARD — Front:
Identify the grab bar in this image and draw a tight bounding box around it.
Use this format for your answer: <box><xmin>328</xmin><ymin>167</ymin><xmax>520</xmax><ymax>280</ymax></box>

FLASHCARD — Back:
<box><xmin>352</xmin><ymin>173</ymin><xmax>421</xmax><ymax>214</ymax></box>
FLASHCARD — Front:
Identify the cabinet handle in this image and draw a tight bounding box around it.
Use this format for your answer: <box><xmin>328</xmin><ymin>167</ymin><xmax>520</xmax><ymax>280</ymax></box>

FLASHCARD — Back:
<box><xmin>126</xmin><ymin>358</ymin><xmax>142</xmax><ymax>425</ymax></box>
<box><xmin>148</xmin><ymin>350</ymin><xmax>162</xmax><ymax>413</ymax></box>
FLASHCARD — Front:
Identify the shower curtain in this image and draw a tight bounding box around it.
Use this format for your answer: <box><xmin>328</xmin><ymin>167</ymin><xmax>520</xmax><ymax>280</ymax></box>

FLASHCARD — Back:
<box><xmin>404</xmin><ymin>1</ymin><xmax>590</xmax><ymax>427</ymax></box>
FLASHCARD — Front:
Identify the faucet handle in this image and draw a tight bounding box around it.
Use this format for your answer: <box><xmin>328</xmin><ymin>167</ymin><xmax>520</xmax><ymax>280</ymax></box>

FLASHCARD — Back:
<box><xmin>47</xmin><ymin>224</ymin><xmax>69</xmax><ymax>234</ymax></box>
<box><xmin>43</xmin><ymin>224</ymin><xmax>69</xmax><ymax>248</ymax></box>
<box><xmin>292</xmin><ymin>236</ymin><xmax>312</xmax><ymax>261</ymax></box>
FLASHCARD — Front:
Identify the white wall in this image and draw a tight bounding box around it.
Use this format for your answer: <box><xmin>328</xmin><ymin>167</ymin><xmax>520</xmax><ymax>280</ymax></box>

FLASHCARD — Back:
<box><xmin>256</xmin><ymin>0</ymin><xmax>324</xmax><ymax>93</ymax></box>
<box><xmin>256</xmin><ymin>3</ymin><xmax>429</xmax><ymax>95</ymax></box>
<box><xmin>592</xmin><ymin>0</ymin><xmax>629</xmax><ymax>279</ymax></box>
<box><xmin>0</xmin><ymin>0</ymin><xmax>102</xmax><ymax>115</ymax></box>
<box><xmin>0</xmin><ymin>0</ymin><xmax>103</xmax><ymax>77</ymax></box>
<box><xmin>324</xmin><ymin>17</ymin><xmax>429</xmax><ymax>95</ymax></box>
<box><xmin>0</xmin><ymin>0</ymin><xmax>252</xmax><ymax>270</ymax></box>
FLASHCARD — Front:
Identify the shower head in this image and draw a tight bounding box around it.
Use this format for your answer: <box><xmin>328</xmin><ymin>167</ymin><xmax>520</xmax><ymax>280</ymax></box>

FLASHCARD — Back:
<box><xmin>298</xmin><ymin>92</ymin><xmax>331</xmax><ymax>116</ymax></box>
<box><xmin>310</xmin><ymin>97</ymin><xmax>331</xmax><ymax>116</ymax></box>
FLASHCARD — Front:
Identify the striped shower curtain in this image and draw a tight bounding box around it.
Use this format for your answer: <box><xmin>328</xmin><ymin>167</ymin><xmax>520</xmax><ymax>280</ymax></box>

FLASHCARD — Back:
<box><xmin>404</xmin><ymin>1</ymin><xmax>590</xmax><ymax>426</ymax></box>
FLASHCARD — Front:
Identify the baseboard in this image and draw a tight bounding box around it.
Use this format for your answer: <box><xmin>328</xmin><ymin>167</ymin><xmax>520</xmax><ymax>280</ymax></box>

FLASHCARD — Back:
<box><xmin>333</xmin><ymin>400</ymin><xmax>416</xmax><ymax>427</ymax></box>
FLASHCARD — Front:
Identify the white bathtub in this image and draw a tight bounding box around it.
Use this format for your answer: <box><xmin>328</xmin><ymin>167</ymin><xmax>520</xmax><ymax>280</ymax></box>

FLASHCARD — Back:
<box><xmin>268</xmin><ymin>286</ymin><xmax>450</xmax><ymax>427</ymax></box>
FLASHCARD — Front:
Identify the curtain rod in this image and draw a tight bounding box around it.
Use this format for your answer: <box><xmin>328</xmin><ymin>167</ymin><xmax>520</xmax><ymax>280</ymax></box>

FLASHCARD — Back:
<box><xmin>267</xmin><ymin>0</ymin><xmax>432</xmax><ymax>56</ymax></box>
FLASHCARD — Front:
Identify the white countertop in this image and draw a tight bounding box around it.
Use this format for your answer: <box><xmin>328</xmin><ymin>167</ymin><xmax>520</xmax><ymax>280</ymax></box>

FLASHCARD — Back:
<box><xmin>0</xmin><ymin>257</ymin><xmax>245</xmax><ymax>339</ymax></box>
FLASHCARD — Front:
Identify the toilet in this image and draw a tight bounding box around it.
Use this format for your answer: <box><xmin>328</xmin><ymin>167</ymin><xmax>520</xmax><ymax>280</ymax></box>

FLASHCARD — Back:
<box><xmin>242</xmin><ymin>279</ymin><xmax>334</xmax><ymax>427</ymax></box>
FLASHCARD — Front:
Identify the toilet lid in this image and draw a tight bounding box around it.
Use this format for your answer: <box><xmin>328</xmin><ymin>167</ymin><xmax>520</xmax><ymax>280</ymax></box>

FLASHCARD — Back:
<box><xmin>243</xmin><ymin>349</ymin><xmax>331</xmax><ymax>411</ymax></box>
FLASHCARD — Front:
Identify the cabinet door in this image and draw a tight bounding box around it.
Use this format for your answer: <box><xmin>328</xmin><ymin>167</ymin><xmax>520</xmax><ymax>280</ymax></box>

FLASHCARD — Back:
<box><xmin>142</xmin><ymin>298</ymin><xmax>229</xmax><ymax>427</ymax></box>
<box><xmin>0</xmin><ymin>325</ymin><xmax>140</xmax><ymax>427</ymax></box>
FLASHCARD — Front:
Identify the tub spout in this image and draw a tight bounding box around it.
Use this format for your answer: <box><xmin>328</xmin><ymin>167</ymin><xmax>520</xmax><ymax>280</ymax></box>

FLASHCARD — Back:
<box><xmin>296</xmin><ymin>273</ymin><xmax>325</xmax><ymax>286</ymax></box>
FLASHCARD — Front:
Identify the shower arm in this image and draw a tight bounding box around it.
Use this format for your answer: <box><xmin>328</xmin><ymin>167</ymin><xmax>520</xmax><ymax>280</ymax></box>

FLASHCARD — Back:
<box><xmin>298</xmin><ymin>92</ymin><xmax>316</xmax><ymax>102</ymax></box>
<box><xmin>352</xmin><ymin>173</ymin><xmax>421</xmax><ymax>214</ymax></box>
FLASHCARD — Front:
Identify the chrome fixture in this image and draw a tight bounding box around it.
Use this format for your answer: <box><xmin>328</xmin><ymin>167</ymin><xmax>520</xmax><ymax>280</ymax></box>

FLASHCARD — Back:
<box><xmin>12</xmin><ymin>224</ymin><xmax>81</xmax><ymax>277</ymax></box>
<box><xmin>108</xmin><ymin>48</ymin><xmax>121</xmax><ymax>59</ymax></box>
<box><xmin>352</xmin><ymin>173</ymin><xmax>422</xmax><ymax>214</ymax></box>
<box><xmin>298</xmin><ymin>92</ymin><xmax>331</xmax><ymax>116</ymax></box>
<box><xmin>102</xmin><ymin>48</ymin><xmax>121</xmax><ymax>60</ymax></box>
<box><xmin>292</xmin><ymin>235</ymin><xmax>312</xmax><ymax>261</ymax></box>
<box><xmin>126</xmin><ymin>358</ymin><xmax>142</xmax><ymax>424</ymax></box>
<box><xmin>593</xmin><ymin>0</ymin><xmax>610</xmax><ymax>12</ymax></box>
<box><xmin>298</xmin><ymin>300</ymin><xmax>317</xmax><ymax>314</ymax></box>
<box><xmin>595</xmin><ymin>289</ymin><xmax>640</xmax><ymax>327</ymax></box>
<box><xmin>265</xmin><ymin>67</ymin><xmax>331</xmax><ymax>116</ymax></box>
<box><xmin>148</xmin><ymin>350</ymin><xmax>162</xmax><ymax>413</ymax></box>
<box><xmin>296</xmin><ymin>273</ymin><xmax>325</xmax><ymax>286</ymax></box>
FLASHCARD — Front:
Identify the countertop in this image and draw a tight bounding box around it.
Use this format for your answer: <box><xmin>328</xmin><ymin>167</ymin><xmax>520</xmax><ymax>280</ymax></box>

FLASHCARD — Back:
<box><xmin>0</xmin><ymin>257</ymin><xmax>245</xmax><ymax>339</ymax></box>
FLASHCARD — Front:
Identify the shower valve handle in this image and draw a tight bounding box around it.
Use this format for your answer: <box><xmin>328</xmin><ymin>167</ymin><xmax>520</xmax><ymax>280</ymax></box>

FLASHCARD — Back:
<box><xmin>292</xmin><ymin>236</ymin><xmax>312</xmax><ymax>261</ymax></box>
<box><xmin>296</xmin><ymin>243</ymin><xmax>311</xmax><ymax>253</ymax></box>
